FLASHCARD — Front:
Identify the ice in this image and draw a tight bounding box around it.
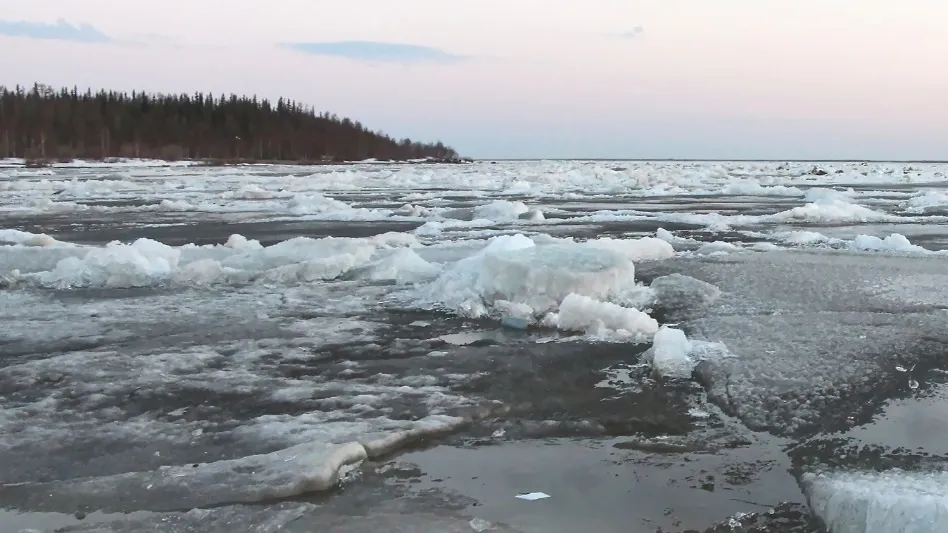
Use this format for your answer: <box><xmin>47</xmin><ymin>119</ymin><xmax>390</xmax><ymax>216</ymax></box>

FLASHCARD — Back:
<box><xmin>4</xmin><ymin>159</ymin><xmax>948</xmax><ymax>530</ymax></box>
<box><xmin>904</xmin><ymin>190</ymin><xmax>948</xmax><ymax>212</ymax></box>
<box><xmin>803</xmin><ymin>469</ymin><xmax>948</xmax><ymax>533</ymax></box>
<box><xmin>649</xmin><ymin>273</ymin><xmax>722</xmax><ymax>312</ymax></box>
<box><xmin>220</xmin><ymin>183</ymin><xmax>283</xmax><ymax>200</ymax></box>
<box><xmin>286</xmin><ymin>193</ymin><xmax>362</xmax><ymax>216</ymax></box>
<box><xmin>583</xmin><ymin>236</ymin><xmax>675</xmax><ymax>262</ymax></box>
<box><xmin>771</xmin><ymin>192</ymin><xmax>890</xmax><ymax>223</ymax></box>
<box><xmin>656</xmin><ymin>228</ymin><xmax>678</xmax><ymax>243</ymax></box>
<box><xmin>30</xmin><ymin>238</ymin><xmax>181</xmax><ymax>289</ymax></box>
<box><xmin>350</xmin><ymin>248</ymin><xmax>442</xmax><ymax>284</ymax></box>
<box><xmin>419</xmin><ymin>234</ymin><xmax>646</xmax><ymax>321</ymax></box>
<box><xmin>0</xmin><ymin>229</ymin><xmax>69</xmax><ymax>247</ymax></box>
<box><xmin>694</xmin><ymin>241</ymin><xmax>741</xmax><ymax>255</ymax></box>
<box><xmin>649</xmin><ymin>327</ymin><xmax>694</xmax><ymax>379</ymax></box>
<box><xmin>676</xmin><ymin>250</ymin><xmax>948</xmax><ymax>435</ymax></box>
<box><xmin>223</xmin><ymin>233</ymin><xmax>263</xmax><ymax>250</ymax></box>
<box><xmin>472</xmin><ymin>199</ymin><xmax>544</xmax><ymax>222</ymax></box>
<box><xmin>545</xmin><ymin>293</ymin><xmax>657</xmax><ymax>340</ymax></box>
<box><xmin>719</xmin><ymin>182</ymin><xmax>804</xmax><ymax>196</ymax></box>
<box><xmin>51</xmin><ymin>504</ymin><xmax>520</xmax><ymax>533</ymax></box>
<box><xmin>1</xmin><ymin>414</ymin><xmax>466</xmax><ymax>514</ymax></box>
<box><xmin>778</xmin><ymin>231</ymin><xmax>833</xmax><ymax>245</ymax></box>
<box><xmin>0</xmin><ymin>157</ymin><xmax>194</xmax><ymax>168</ymax></box>
<box><xmin>5</xmin><ymin>232</ymin><xmax>424</xmax><ymax>289</ymax></box>
<box><xmin>850</xmin><ymin>233</ymin><xmax>930</xmax><ymax>254</ymax></box>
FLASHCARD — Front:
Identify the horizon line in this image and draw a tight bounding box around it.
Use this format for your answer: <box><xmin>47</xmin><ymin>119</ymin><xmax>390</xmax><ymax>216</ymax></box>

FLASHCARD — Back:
<box><xmin>477</xmin><ymin>158</ymin><xmax>948</xmax><ymax>164</ymax></box>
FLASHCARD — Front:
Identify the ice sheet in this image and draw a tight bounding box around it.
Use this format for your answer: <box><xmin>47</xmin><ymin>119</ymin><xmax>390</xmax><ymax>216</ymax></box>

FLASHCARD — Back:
<box><xmin>1</xmin><ymin>415</ymin><xmax>465</xmax><ymax>513</ymax></box>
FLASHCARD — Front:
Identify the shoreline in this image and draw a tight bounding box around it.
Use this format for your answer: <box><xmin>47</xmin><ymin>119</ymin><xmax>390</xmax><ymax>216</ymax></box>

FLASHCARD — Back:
<box><xmin>0</xmin><ymin>156</ymin><xmax>475</xmax><ymax>169</ymax></box>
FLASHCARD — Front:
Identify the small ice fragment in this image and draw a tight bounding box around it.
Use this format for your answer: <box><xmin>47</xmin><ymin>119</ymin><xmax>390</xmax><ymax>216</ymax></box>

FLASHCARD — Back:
<box><xmin>895</xmin><ymin>366</ymin><xmax>908</xmax><ymax>372</ymax></box>
<box><xmin>516</xmin><ymin>492</ymin><xmax>550</xmax><ymax>500</ymax></box>
<box><xmin>909</xmin><ymin>378</ymin><xmax>919</xmax><ymax>390</ymax></box>
<box><xmin>469</xmin><ymin>518</ymin><xmax>493</xmax><ymax>532</ymax></box>
<box><xmin>491</xmin><ymin>428</ymin><xmax>506</xmax><ymax>438</ymax></box>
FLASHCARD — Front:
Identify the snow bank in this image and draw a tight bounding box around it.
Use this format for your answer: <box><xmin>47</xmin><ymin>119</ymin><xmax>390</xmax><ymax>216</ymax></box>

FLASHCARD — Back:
<box><xmin>803</xmin><ymin>469</ymin><xmax>948</xmax><ymax>533</ymax></box>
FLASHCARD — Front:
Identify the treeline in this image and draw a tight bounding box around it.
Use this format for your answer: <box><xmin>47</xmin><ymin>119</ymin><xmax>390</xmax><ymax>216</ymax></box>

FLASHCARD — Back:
<box><xmin>0</xmin><ymin>83</ymin><xmax>461</xmax><ymax>163</ymax></box>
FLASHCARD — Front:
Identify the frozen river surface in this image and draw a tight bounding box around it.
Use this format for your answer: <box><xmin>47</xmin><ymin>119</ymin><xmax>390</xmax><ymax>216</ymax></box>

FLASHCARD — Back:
<box><xmin>2</xmin><ymin>159</ymin><xmax>948</xmax><ymax>533</ymax></box>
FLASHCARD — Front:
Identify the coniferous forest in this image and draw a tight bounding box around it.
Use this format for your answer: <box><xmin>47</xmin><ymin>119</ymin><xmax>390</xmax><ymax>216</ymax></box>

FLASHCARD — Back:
<box><xmin>0</xmin><ymin>83</ymin><xmax>462</xmax><ymax>164</ymax></box>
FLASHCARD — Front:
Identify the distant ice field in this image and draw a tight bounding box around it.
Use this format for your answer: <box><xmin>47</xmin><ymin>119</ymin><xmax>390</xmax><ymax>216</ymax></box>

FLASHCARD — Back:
<box><xmin>2</xmin><ymin>159</ymin><xmax>948</xmax><ymax>532</ymax></box>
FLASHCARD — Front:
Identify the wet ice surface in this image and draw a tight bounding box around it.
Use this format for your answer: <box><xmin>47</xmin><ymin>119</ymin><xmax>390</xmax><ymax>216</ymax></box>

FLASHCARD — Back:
<box><xmin>3</xmin><ymin>160</ymin><xmax>948</xmax><ymax>532</ymax></box>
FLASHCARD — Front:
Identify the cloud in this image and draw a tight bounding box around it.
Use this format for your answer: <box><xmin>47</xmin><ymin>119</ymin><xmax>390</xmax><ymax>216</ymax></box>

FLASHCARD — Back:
<box><xmin>281</xmin><ymin>40</ymin><xmax>465</xmax><ymax>64</ymax></box>
<box><xmin>0</xmin><ymin>18</ymin><xmax>111</xmax><ymax>43</ymax></box>
<box><xmin>608</xmin><ymin>26</ymin><xmax>645</xmax><ymax>39</ymax></box>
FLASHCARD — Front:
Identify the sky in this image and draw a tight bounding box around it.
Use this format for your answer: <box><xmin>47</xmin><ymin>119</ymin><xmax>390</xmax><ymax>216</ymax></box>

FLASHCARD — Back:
<box><xmin>1</xmin><ymin>1</ymin><xmax>947</xmax><ymax>160</ymax></box>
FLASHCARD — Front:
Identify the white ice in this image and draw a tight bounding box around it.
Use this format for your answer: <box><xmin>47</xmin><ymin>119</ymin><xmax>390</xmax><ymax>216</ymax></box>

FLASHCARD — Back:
<box><xmin>3</xmin><ymin>231</ymin><xmax>434</xmax><ymax>289</ymax></box>
<box><xmin>418</xmin><ymin>233</ymin><xmax>672</xmax><ymax>337</ymax></box>
<box><xmin>649</xmin><ymin>327</ymin><xmax>694</xmax><ymax>379</ymax></box>
<box><xmin>643</xmin><ymin>322</ymin><xmax>733</xmax><ymax>380</ymax></box>
<box><xmin>3</xmin><ymin>161</ymin><xmax>946</xmax><ymax>227</ymax></box>
<box><xmin>803</xmin><ymin>469</ymin><xmax>948</xmax><ymax>533</ymax></box>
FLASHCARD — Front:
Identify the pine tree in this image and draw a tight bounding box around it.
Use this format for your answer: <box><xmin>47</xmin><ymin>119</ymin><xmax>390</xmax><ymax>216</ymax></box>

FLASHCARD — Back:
<box><xmin>0</xmin><ymin>84</ymin><xmax>460</xmax><ymax>164</ymax></box>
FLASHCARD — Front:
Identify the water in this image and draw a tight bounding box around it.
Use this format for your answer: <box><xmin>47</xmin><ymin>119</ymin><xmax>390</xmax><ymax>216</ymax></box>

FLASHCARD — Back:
<box><xmin>2</xmin><ymin>159</ymin><xmax>948</xmax><ymax>532</ymax></box>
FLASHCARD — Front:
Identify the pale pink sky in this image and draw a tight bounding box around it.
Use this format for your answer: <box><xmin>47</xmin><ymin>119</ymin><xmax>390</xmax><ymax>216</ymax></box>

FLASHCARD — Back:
<box><xmin>2</xmin><ymin>0</ymin><xmax>947</xmax><ymax>159</ymax></box>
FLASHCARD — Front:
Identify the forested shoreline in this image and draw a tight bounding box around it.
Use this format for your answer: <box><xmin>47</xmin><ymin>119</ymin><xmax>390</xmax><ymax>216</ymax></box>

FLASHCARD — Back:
<box><xmin>0</xmin><ymin>83</ymin><xmax>463</xmax><ymax>165</ymax></box>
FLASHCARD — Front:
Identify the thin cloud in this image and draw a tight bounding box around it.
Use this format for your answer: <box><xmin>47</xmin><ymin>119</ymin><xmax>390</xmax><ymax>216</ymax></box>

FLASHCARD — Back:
<box><xmin>0</xmin><ymin>18</ymin><xmax>111</xmax><ymax>43</ymax></box>
<box><xmin>281</xmin><ymin>40</ymin><xmax>466</xmax><ymax>64</ymax></box>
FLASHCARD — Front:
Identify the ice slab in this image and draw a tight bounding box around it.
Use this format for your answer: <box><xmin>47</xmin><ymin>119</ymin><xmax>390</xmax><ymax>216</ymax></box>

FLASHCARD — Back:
<box><xmin>0</xmin><ymin>416</ymin><xmax>465</xmax><ymax>513</ymax></box>
<box><xmin>4</xmin><ymin>231</ymin><xmax>427</xmax><ymax>289</ymax></box>
<box><xmin>803</xmin><ymin>469</ymin><xmax>948</xmax><ymax>533</ymax></box>
<box><xmin>677</xmin><ymin>250</ymin><xmax>948</xmax><ymax>435</ymax></box>
<box><xmin>50</xmin><ymin>503</ymin><xmax>522</xmax><ymax>533</ymax></box>
<box><xmin>419</xmin><ymin>234</ymin><xmax>670</xmax><ymax>323</ymax></box>
<box><xmin>650</xmin><ymin>327</ymin><xmax>693</xmax><ymax>379</ymax></box>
